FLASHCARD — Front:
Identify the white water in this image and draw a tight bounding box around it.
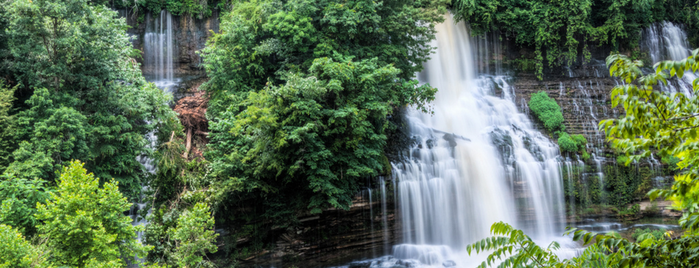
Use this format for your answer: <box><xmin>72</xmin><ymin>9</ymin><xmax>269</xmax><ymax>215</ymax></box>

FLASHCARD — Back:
<box><xmin>375</xmin><ymin>16</ymin><xmax>572</xmax><ymax>267</ymax></box>
<box><xmin>144</xmin><ymin>10</ymin><xmax>177</xmax><ymax>90</ymax></box>
<box><xmin>642</xmin><ymin>21</ymin><xmax>697</xmax><ymax>96</ymax></box>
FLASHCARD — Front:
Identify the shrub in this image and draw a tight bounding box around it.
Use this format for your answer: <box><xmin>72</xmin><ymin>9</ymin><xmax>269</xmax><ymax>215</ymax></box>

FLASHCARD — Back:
<box><xmin>617</xmin><ymin>155</ymin><xmax>630</xmax><ymax>165</ymax></box>
<box><xmin>558</xmin><ymin>132</ymin><xmax>578</xmax><ymax>153</ymax></box>
<box><xmin>570</xmin><ymin>134</ymin><xmax>587</xmax><ymax>150</ymax></box>
<box><xmin>662</xmin><ymin>155</ymin><xmax>681</xmax><ymax>170</ymax></box>
<box><xmin>582</xmin><ymin>151</ymin><xmax>590</xmax><ymax>161</ymax></box>
<box><xmin>632</xmin><ymin>228</ymin><xmax>666</xmax><ymax>241</ymax></box>
<box><xmin>529</xmin><ymin>91</ymin><xmax>565</xmax><ymax>133</ymax></box>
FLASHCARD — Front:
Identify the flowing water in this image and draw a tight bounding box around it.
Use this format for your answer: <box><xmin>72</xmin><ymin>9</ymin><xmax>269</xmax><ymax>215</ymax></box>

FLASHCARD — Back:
<box><xmin>351</xmin><ymin>16</ymin><xmax>574</xmax><ymax>267</ymax></box>
<box><xmin>128</xmin><ymin>10</ymin><xmax>180</xmax><ymax>267</ymax></box>
<box><xmin>642</xmin><ymin>21</ymin><xmax>697</xmax><ymax>96</ymax></box>
<box><xmin>144</xmin><ymin>10</ymin><xmax>178</xmax><ymax>91</ymax></box>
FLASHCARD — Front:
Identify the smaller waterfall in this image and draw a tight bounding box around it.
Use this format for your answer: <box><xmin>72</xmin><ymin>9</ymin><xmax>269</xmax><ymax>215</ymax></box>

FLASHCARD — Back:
<box><xmin>380</xmin><ymin>178</ymin><xmax>390</xmax><ymax>255</ymax></box>
<box><xmin>642</xmin><ymin>21</ymin><xmax>697</xmax><ymax>96</ymax></box>
<box><xmin>144</xmin><ymin>10</ymin><xmax>176</xmax><ymax>88</ymax></box>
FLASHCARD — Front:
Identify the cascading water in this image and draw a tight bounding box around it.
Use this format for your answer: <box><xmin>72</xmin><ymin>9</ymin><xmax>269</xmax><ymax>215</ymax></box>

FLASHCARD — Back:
<box><xmin>642</xmin><ymin>21</ymin><xmax>697</xmax><ymax>96</ymax></box>
<box><xmin>375</xmin><ymin>16</ymin><xmax>570</xmax><ymax>267</ymax></box>
<box><xmin>144</xmin><ymin>10</ymin><xmax>177</xmax><ymax>90</ymax></box>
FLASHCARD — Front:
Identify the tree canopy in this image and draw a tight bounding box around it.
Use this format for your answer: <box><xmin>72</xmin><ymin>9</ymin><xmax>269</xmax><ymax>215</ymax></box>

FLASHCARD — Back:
<box><xmin>453</xmin><ymin>0</ymin><xmax>699</xmax><ymax>79</ymax></box>
<box><xmin>191</xmin><ymin>0</ymin><xmax>445</xmax><ymax>241</ymax></box>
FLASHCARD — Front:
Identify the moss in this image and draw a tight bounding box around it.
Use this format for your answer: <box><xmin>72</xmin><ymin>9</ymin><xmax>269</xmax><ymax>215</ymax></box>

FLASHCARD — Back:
<box><xmin>529</xmin><ymin>91</ymin><xmax>565</xmax><ymax>133</ymax></box>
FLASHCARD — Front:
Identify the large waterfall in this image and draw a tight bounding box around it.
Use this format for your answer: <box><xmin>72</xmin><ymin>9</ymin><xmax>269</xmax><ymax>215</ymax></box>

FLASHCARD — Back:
<box><xmin>385</xmin><ymin>16</ymin><xmax>568</xmax><ymax>266</ymax></box>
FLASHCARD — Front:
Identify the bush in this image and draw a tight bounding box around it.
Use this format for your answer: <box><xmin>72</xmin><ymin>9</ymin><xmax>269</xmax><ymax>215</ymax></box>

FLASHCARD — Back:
<box><xmin>529</xmin><ymin>91</ymin><xmax>565</xmax><ymax>133</ymax></box>
<box><xmin>662</xmin><ymin>155</ymin><xmax>681</xmax><ymax>170</ymax></box>
<box><xmin>632</xmin><ymin>228</ymin><xmax>666</xmax><ymax>241</ymax></box>
<box><xmin>570</xmin><ymin>134</ymin><xmax>587</xmax><ymax>150</ymax></box>
<box><xmin>582</xmin><ymin>151</ymin><xmax>590</xmax><ymax>161</ymax></box>
<box><xmin>617</xmin><ymin>155</ymin><xmax>630</xmax><ymax>165</ymax></box>
<box><xmin>558</xmin><ymin>132</ymin><xmax>578</xmax><ymax>153</ymax></box>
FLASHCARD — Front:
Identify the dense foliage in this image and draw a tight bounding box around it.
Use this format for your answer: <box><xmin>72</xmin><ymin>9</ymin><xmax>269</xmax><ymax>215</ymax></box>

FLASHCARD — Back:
<box><xmin>108</xmin><ymin>0</ymin><xmax>229</xmax><ymax>20</ymax></box>
<box><xmin>529</xmin><ymin>91</ymin><xmax>565</xmax><ymax>133</ymax></box>
<box><xmin>36</xmin><ymin>161</ymin><xmax>149</xmax><ymax>267</ymax></box>
<box><xmin>453</xmin><ymin>0</ymin><xmax>699</xmax><ymax>79</ymax></box>
<box><xmin>601</xmin><ymin>49</ymin><xmax>699</xmax><ymax>232</ymax></box>
<box><xmin>186</xmin><ymin>0</ymin><xmax>445</xmax><ymax>252</ymax></box>
<box><xmin>468</xmin><ymin>221</ymin><xmax>699</xmax><ymax>268</ymax></box>
<box><xmin>0</xmin><ymin>0</ymin><xmax>178</xmax><ymax>198</ymax></box>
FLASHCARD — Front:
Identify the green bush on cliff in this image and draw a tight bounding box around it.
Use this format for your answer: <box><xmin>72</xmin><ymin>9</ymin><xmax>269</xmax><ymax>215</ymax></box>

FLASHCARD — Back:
<box><xmin>529</xmin><ymin>91</ymin><xmax>564</xmax><ymax>133</ymax></box>
<box><xmin>558</xmin><ymin>132</ymin><xmax>578</xmax><ymax>154</ymax></box>
<box><xmin>571</xmin><ymin>134</ymin><xmax>587</xmax><ymax>150</ymax></box>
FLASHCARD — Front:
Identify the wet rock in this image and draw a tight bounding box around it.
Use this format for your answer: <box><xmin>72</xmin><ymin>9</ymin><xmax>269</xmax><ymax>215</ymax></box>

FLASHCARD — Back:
<box><xmin>443</xmin><ymin>260</ymin><xmax>457</xmax><ymax>267</ymax></box>
<box><xmin>348</xmin><ymin>261</ymin><xmax>372</xmax><ymax>268</ymax></box>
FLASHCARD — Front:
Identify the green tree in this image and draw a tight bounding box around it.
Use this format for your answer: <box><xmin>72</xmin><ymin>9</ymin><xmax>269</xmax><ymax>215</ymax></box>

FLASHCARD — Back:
<box><xmin>169</xmin><ymin>203</ymin><xmax>218</xmax><ymax>268</ymax></box>
<box><xmin>0</xmin><ymin>224</ymin><xmax>47</xmax><ymax>268</ymax></box>
<box><xmin>0</xmin><ymin>174</ymin><xmax>51</xmax><ymax>237</ymax></box>
<box><xmin>3</xmin><ymin>0</ymin><xmax>177</xmax><ymax>198</ymax></box>
<box><xmin>36</xmin><ymin>160</ymin><xmax>150</xmax><ymax>267</ymax></box>
<box><xmin>0</xmin><ymin>81</ymin><xmax>17</xmax><ymax>172</ymax></box>
<box><xmin>195</xmin><ymin>0</ymin><xmax>445</xmax><ymax>242</ymax></box>
<box><xmin>601</xmin><ymin>50</ymin><xmax>699</xmax><ymax>232</ymax></box>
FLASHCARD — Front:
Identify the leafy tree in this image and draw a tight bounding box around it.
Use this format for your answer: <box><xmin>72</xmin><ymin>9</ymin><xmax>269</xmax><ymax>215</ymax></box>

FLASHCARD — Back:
<box><xmin>529</xmin><ymin>91</ymin><xmax>565</xmax><ymax>132</ymax></box>
<box><xmin>0</xmin><ymin>174</ymin><xmax>51</xmax><ymax>237</ymax></box>
<box><xmin>169</xmin><ymin>203</ymin><xmax>218</xmax><ymax>268</ymax></box>
<box><xmin>601</xmin><ymin>49</ymin><xmax>699</xmax><ymax>232</ymax></box>
<box><xmin>36</xmin><ymin>160</ymin><xmax>150</xmax><ymax>267</ymax></box>
<box><xmin>0</xmin><ymin>81</ymin><xmax>18</xmax><ymax>172</ymax></box>
<box><xmin>0</xmin><ymin>224</ymin><xmax>47</xmax><ymax>268</ymax></box>
<box><xmin>195</xmin><ymin>0</ymin><xmax>445</xmax><ymax>242</ymax></box>
<box><xmin>3</xmin><ymin>0</ymin><xmax>177</xmax><ymax>198</ymax></box>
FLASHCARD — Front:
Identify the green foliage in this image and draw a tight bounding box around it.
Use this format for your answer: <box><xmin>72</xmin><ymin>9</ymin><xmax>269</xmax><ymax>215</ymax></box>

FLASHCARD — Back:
<box><xmin>169</xmin><ymin>203</ymin><xmax>218</xmax><ymax>268</ymax></box>
<box><xmin>632</xmin><ymin>228</ymin><xmax>666</xmax><ymax>241</ymax></box>
<box><xmin>0</xmin><ymin>224</ymin><xmax>46</xmax><ymax>268</ymax></box>
<box><xmin>2</xmin><ymin>0</ymin><xmax>178</xmax><ymax>198</ymax></box>
<box><xmin>0</xmin><ymin>81</ymin><xmax>18</xmax><ymax>172</ymax></box>
<box><xmin>619</xmin><ymin>203</ymin><xmax>641</xmax><ymax>217</ymax></box>
<box><xmin>0</xmin><ymin>175</ymin><xmax>51</xmax><ymax>237</ymax></box>
<box><xmin>109</xmin><ymin>0</ymin><xmax>224</xmax><ymax>20</ymax></box>
<box><xmin>470</xmin><ymin>222</ymin><xmax>699</xmax><ymax>268</ymax></box>
<box><xmin>602</xmin><ymin>50</ymin><xmax>699</xmax><ymax>232</ymax></box>
<box><xmin>453</xmin><ymin>0</ymin><xmax>699</xmax><ymax>79</ymax></box>
<box><xmin>662</xmin><ymin>155</ymin><xmax>681</xmax><ymax>170</ymax></box>
<box><xmin>229</xmin><ymin>56</ymin><xmax>436</xmax><ymax>213</ymax></box>
<box><xmin>529</xmin><ymin>91</ymin><xmax>564</xmax><ymax>132</ymax></box>
<box><xmin>571</xmin><ymin>134</ymin><xmax>587</xmax><ymax>149</ymax></box>
<box><xmin>558</xmin><ymin>132</ymin><xmax>579</xmax><ymax>154</ymax></box>
<box><xmin>36</xmin><ymin>160</ymin><xmax>150</xmax><ymax>267</ymax></box>
<box><xmin>466</xmin><ymin>222</ymin><xmax>572</xmax><ymax>268</ymax></box>
<box><xmin>196</xmin><ymin>0</ymin><xmax>446</xmax><ymax>244</ymax></box>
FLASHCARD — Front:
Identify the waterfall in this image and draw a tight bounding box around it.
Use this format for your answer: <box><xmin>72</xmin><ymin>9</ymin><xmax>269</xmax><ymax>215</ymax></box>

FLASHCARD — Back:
<box><xmin>144</xmin><ymin>10</ymin><xmax>176</xmax><ymax>89</ymax></box>
<box><xmin>387</xmin><ymin>16</ymin><xmax>568</xmax><ymax>266</ymax></box>
<box><xmin>642</xmin><ymin>21</ymin><xmax>697</xmax><ymax>96</ymax></box>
